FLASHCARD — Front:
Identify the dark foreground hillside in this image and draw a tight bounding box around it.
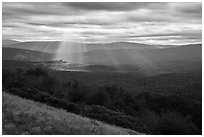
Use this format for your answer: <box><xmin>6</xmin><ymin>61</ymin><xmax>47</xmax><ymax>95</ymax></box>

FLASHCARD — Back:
<box><xmin>2</xmin><ymin>92</ymin><xmax>140</xmax><ymax>135</ymax></box>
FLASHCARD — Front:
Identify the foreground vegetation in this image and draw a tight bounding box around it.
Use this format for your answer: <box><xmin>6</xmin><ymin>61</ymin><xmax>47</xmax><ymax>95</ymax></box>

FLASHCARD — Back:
<box><xmin>2</xmin><ymin>65</ymin><xmax>202</xmax><ymax>135</ymax></box>
<box><xmin>3</xmin><ymin>92</ymin><xmax>139</xmax><ymax>135</ymax></box>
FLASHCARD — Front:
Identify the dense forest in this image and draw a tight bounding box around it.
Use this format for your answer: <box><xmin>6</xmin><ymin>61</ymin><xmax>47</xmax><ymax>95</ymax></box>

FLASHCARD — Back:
<box><xmin>2</xmin><ymin>63</ymin><xmax>202</xmax><ymax>135</ymax></box>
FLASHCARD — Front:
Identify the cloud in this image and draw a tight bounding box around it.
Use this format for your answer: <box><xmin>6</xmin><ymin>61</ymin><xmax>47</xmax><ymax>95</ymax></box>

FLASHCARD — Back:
<box><xmin>66</xmin><ymin>2</ymin><xmax>147</xmax><ymax>11</ymax></box>
<box><xmin>65</xmin><ymin>2</ymin><xmax>170</xmax><ymax>12</ymax></box>
<box><xmin>170</xmin><ymin>2</ymin><xmax>202</xmax><ymax>15</ymax></box>
<box><xmin>2</xmin><ymin>2</ymin><xmax>202</xmax><ymax>45</ymax></box>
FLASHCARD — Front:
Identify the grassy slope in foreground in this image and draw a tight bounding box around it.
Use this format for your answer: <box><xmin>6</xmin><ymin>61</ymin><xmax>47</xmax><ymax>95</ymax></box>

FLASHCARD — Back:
<box><xmin>2</xmin><ymin>92</ymin><xmax>141</xmax><ymax>135</ymax></box>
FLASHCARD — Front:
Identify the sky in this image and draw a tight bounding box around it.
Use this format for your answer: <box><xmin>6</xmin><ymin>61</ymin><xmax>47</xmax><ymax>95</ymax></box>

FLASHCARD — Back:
<box><xmin>2</xmin><ymin>2</ymin><xmax>202</xmax><ymax>45</ymax></box>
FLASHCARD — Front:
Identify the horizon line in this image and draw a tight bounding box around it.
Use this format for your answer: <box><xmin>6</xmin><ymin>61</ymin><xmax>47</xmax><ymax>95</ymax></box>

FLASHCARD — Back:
<box><xmin>3</xmin><ymin>39</ymin><xmax>202</xmax><ymax>46</ymax></box>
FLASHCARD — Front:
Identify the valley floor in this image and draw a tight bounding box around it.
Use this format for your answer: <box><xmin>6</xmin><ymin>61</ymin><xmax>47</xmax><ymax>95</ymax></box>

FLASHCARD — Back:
<box><xmin>2</xmin><ymin>92</ymin><xmax>141</xmax><ymax>135</ymax></box>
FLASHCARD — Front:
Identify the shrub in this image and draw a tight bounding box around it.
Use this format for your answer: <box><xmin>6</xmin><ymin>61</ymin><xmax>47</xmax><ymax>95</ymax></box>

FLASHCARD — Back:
<box><xmin>25</xmin><ymin>67</ymin><xmax>48</xmax><ymax>77</ymax></box>
<box><xmin>6</xmin><ymin>87</ymin><xmax>82</xmax><ymax>115</ymax></box>
<box><xmin>6</xmin><ymin>88</ymin><xmax>23</xmax><ymax>95</ymax></box>
<box><xmin>139</xmin><ymin>109</ymin><xmax>159</xmax><ymax>134</ymax></box>
<box><xmin>16</xmin><ymin>68</ymin><xmax>23</xmax><ymax>74</ymax></box>
<box><xmin>2</xmin><ymin>69</ymin><xmax>13</xmax><ymax>88</ymax></box>
<box><xmin>45</xmin><ymin>96</ymin><xmax>68</xmax><ymax>110</ymax></box>
<box><xmin>32</xmin><ymin>91</ymin><xmax>51</xmax><ymax>103</ymax></box>
<box><xmin>66</xmin><ymin>103</ymin><xmax>82</xmax><ymax>114</ymax></box>
<box><xmin>85</xmin><ymin>105</ymin><xmax>147</xmax><ymax>133</ymax></box>
<box><xmin>41</xmin><ymin>76</ymin><xmax>57</xmax><ymax>94</ymax></box>
<box><xmin>68</xmin><ymin>83</ymin><xmax>89</xmax><ymax>103</ymax></box>
<box><xmin>155</xmin><ymin>111</ymin><xmax>200</xmax><ymax>135</ymax></box>
<box><xmin>87</xmin><ymin>89</ymin><xmax>109</xmax><ymax>106</ymax></box>
<box><xmin>145</xmin><ymin>94</ymin><xmax>202</xmax><ymax>130</ymax></box>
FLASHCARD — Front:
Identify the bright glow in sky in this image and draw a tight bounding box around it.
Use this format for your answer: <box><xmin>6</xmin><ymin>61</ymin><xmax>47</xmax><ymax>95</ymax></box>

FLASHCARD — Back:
<box><xmin>2</xmin><ymin>2</ymin><xmax>202</xmax><ymax>45</ymax></box>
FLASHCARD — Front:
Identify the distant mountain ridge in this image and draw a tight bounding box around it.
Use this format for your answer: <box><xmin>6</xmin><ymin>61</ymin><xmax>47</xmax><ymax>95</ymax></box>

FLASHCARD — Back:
<box><xmin>3</xmin><ymin>40</ymin><xmax>163</xmax><ymax>54</ymax></box>
<box><xmin>2</xmin><ymin>47</ymin><xmax>54</xmax><ymax>61</ymax></box>
<box><xmin>2</xmin><ymin>40</ymin><xmax>20</xmax><ymax>45</ymax></box>
<box><xmin>82</xmin><ymin>44</ymin><xmax>202</xmax><ymax>64</ymax></box>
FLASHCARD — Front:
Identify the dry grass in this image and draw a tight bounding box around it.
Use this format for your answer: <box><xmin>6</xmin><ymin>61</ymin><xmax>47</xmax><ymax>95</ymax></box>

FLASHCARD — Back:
<box><xmin>2</xmin><ymin>92</ymin><xmax>141</xmax><ymax>135</ymax></box>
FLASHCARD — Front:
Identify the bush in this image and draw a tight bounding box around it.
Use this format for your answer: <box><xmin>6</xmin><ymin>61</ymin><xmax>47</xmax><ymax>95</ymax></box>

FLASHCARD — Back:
<box><xmin>67</xmin><ymin>81</ymin><xmax>89</xmax><ymax>103</ymax></box>
<box><xmin>7</xmin><ymin>88</ymin><xmax>36</xmax><ymax>100</ymax></box>
<box><xmin>32</xmin><ymin>91</ymin><xmax>52</xmax><ymax>102</ymax></box>
<box><xmin>66</xmin><ymin>103</ymin><xmax>82</xmax><ymax>114</ymax></box>
<box><xmin>45</xmin><ymin>97</ymin><xmax>67</xmax><ymax>109</ymax></box>
<box><xmin>6</xmin><ymin>87</ymin><xmax>82</xmax><ymax>115</ymax></box>
<box><xmin>2</xmin><ymin>69</ymin><xmax>13</xmax><ymax>88</ymax></box>
<box><xmin>6</xmin><ymin>88</ymin><xmax>23</xmax><ymax>95</ymax></box>
<box><xmin>155</xmin><ymin>111</ymin><xmax>200</xmax><ymax>135</ymax></box>
<box><xmin>85</xmin><ymin>105</ymin><xmax>147</xmax><ymax>133</ymax></box>
<box><xmin>16</xmin><ymin>68</ymin><xmax>23</xmax><ymax>74</ymax></box>
<box><xmin>25</xmin><ymin>67</ymin><xmax>48</xmax><ymax>77</ymax></box>
<box><xmin>87</xmin><ymin>90</ymin><xmax>109</xmax><ymax>106</ymax></box>
<box><xmin>139</xmin><ymin>109</ymin><xmax>159</xmax><ymax>134</ymax></box>
<box><xmin>41</xmin><ymin>76</ymin><xmax>57</xmax><ymax>95</ymax></box>
<box><xmin>145</xmin><ymin>94</ymin><xmax>202</xmax><ymax>130</ymax></box>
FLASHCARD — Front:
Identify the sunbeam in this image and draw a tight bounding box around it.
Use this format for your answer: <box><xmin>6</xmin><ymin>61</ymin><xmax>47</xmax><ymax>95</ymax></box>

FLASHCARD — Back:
<box><xmin>54</xmin><ymin>31</ymin><xmax>86</xmax><ymax>64</ymax></box>
<box><xmin>102</xmin><ymin>44</ymin><xmax>122</xmax><ymax>71</ymax></box>
<box><xmin>125</xmin><ymin>49</ymin><xmax>160</xmax><ymax>74</ymax></box>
